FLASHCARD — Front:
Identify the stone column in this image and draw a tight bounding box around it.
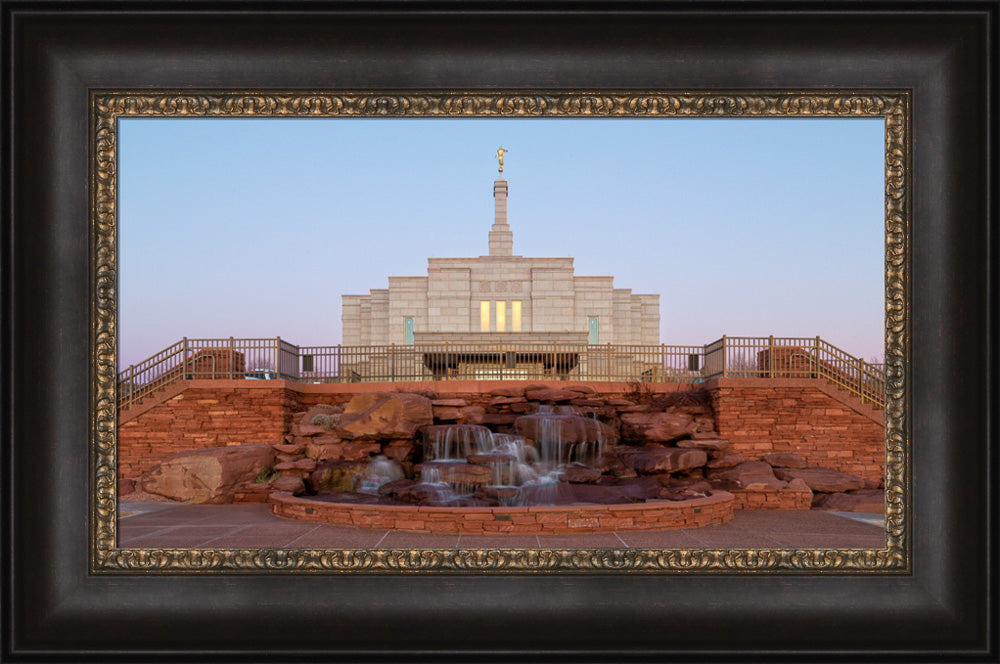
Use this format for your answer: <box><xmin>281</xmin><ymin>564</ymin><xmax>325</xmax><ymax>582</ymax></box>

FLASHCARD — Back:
<box><xmin>489</xmin><ymin>179</ymin><xmax>513</xmax><ymax>256</ymax></box>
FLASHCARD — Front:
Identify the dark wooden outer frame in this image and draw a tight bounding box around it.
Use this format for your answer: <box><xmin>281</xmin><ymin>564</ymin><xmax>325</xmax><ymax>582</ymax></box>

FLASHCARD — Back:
<box><xmin>4</xmin><ymin>2</ymin><xmax>995</xmax><ymax>661</ymax></box>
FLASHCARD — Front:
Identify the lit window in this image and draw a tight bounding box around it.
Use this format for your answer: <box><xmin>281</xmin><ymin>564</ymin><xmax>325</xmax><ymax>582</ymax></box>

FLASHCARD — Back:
<box><xmin>480</xmin><ymin>301</ymin><xmax>490</xmax><ymax>332</ymax></box>
<box><xmin>496</xmin><ymin>300</ymin><xmax>506</xmax><ymax>332</ymax></box>
<box><xmin>512</xmin><ymin>301</ymin><xmax>521</xmax><ymax>332</ymax></box>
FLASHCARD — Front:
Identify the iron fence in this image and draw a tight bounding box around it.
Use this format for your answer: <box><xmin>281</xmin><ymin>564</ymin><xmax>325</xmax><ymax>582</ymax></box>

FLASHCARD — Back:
<box><xmin>118</xmin><ymin>336</ymin><xmax>886</xmax><ymax>410</ymax></box>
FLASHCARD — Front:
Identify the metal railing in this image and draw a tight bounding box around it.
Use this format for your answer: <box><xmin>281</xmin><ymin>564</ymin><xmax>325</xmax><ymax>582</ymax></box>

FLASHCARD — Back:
<box><xmin>118</xmin><ymin>336</ymin><xmax>886</xmax><ymax>410</ymax></box>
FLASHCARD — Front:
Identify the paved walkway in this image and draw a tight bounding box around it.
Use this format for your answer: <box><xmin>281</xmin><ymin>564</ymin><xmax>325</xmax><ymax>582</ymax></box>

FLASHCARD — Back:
<box><xmin>118</xmin><ymin>501</ymin><xmax>885</xmax><ymax>549</ymax></box>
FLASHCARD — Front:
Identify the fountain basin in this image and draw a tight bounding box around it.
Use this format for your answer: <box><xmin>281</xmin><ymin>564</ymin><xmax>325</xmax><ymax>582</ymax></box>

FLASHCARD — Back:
<box><xmin>269</xmin><ymin>490</ymin><xmax>735</xmax><ymax>534</ymax></box>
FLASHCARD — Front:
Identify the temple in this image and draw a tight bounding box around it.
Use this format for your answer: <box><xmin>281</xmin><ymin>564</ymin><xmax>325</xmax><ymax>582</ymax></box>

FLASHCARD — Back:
<box><xmin>342</xmin><ymin>175</ymin><xmax>660</xmax><ymax>351</ymax></box>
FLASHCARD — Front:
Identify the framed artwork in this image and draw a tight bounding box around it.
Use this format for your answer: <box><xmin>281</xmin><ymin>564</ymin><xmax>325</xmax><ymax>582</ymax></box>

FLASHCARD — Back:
<box><xmin>5</xmin><ymin>1</ymin><xmax>995</xmax><ymax>660</ymax></box>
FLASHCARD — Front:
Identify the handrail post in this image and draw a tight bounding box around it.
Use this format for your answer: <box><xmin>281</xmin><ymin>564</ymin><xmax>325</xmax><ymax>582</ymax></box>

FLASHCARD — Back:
<box><xmin>229</xmin><ymin>336</ymin><xmax>235</xmax><ymax>379</ymax></box>
<box><xmin>391</xmin><ymin>343</ymin><xmax>396</xmax><ymax>381</ymax></box>
<box><xmin>721</xmin><ymin>335</ymin><xmax>727</xmax><ymax>378</ymax></box>
<box><xmin>276</xmin><ymin>336</ymin><xmax>281</xmax><ymax>379</ymax></box>
<box><xmin>768</xmin><ymin>335</ymin><xmax>774</xmax><ymax>378</ymax></box>
<box><xmin>815</xmin><ymin>336</ymin><xmax>821</xmax><ymax>380</ymax></box>
<box><xmin>182</xmin><ymin>336</ymin><xmax>189</xmax><ymax>379</ymax></box>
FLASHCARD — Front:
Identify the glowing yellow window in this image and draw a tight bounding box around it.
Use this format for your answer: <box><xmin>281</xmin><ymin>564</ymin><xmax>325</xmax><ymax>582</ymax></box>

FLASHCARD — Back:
<box><xmin>480</xmin><ymin>301</ymin><xmax>491</xmax><ymax>331</ymax></box>
<box><xmin>512</xmin><ymin>301</ymin><xmax>521</xmax><ymax>332</ymax></box>
<box><xmin>496</xmin><ymin>300</ymin><xmax>506</xmax><ymax>332</ymax></box>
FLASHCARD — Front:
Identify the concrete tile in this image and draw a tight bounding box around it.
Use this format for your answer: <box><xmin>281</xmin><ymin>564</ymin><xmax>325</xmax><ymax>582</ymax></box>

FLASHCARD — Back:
<box><xmin>376</xmin><ymin>532</ymin><xmax>461</xmax><ymax>549</ymax></box>
<box><xmin>615</xmin><ymin>531</ymin><xmax>706</xmax><ymax>548</ymax></box>
<box><xmin>458</xmin><ymin>535</ymin><xmax>541</xmax><ymax>548</ymax></box>
<box><xmin>536</xmin><ymin>533</ymin><xmax>624</xmax><ymax>548</ymax></box>
<box><xmin>283</xmin><ymin>527</ymin><xmax>389</xmax><ymax>549</ymax></box>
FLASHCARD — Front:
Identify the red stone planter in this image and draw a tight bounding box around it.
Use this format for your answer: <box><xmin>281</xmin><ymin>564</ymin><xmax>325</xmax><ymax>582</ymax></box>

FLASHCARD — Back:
<box><xmin>269</xmin><ymin>491</ymin><xmax>735</xmax><ymax>535</ymax></box>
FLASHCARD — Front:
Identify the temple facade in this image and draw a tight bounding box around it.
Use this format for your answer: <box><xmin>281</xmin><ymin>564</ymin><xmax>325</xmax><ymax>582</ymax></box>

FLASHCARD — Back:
<box><xmin>342</xmin><ymin>177</ymin><xmax>660</xmax><ymax>349</ymax></box>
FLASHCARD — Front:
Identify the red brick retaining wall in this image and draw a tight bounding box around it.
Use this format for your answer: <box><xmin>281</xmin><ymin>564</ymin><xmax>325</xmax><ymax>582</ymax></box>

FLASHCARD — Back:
<box><xmin>708</xmin><ymin>378</ymin><xmax>884</xmax><ymax>481</ymax></box>
<box><xmin>727</xmin><ymin>486</ymin><xmax>813</xmax><ymax>510</ymax></box>
<box><xmin>118</xmin><ymin>384</ymin><xmax>302</xmax><ymax>477</ymax></box>
<box><xmin>118</xmin><ymin>378</ymin><xmax>885</xmax><ymax>482</ymax></box>
<box><xmin>269</xmin><ymin>491</ymin><xmax>735</xmax><ymax>534</ymax></box>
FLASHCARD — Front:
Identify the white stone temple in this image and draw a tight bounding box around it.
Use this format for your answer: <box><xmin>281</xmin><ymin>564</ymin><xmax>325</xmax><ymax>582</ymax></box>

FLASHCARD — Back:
<box><xmin>342</xmin><ymin>176</ymin><xmax>660</xmax><ymax>350</ymax></box>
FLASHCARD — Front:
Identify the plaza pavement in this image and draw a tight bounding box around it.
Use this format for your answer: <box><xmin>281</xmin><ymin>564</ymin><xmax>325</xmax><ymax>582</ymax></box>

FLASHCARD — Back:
<box><xmin>118</xmin><ymin>501</ymin><xmax>886</xmax><ymax>549</ymax></box>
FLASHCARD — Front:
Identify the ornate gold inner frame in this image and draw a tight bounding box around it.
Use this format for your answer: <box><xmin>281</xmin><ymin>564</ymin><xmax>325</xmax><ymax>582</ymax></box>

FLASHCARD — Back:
<box><xmin>91</xmin><ymin>91</ymin><xmax>909</xmax><ymax>573</ymax></box>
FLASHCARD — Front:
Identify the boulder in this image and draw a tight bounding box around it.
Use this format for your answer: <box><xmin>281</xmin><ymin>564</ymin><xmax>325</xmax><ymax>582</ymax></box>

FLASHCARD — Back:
<box><xmin>291</xmin><ymin>423</ymin><xmax>331</xmax><ymax>437</ymax></box>
<box><xmin>340</xmin><ymin>442</ymin><xmax>382</xmax><ymax>461</ymax></box>
<box><xmin>382</xmin><ymin>440</ymin><xmax>418</xmax><ymax>463</ymax></box>
<box><xmin>300</xmin><ymin>404</ymin><xmax>343</xmax><ymax>430</ymax></box>
<box><xmin>304</xmin><ymin>442</ymin><xmax>344</xmax><ymax>462</ymax></box>
<box><xmin>813</xmin><ymin>489</ymin><xmax>885</xmax><ymax>512</ymax></box>
<box><xmin>272</xmin><ymin>443</ymin><xmax>305</xmax><ymax>455</ymax></box>
<box><xmin>270</xmin><ymin>475</ymin><xmax>305</xmax><ymax>495</ymax></box>
<box><xmin>140</xmin><ymin>445</ymin><xmax>276</xmax><ymax>504</ymax></box>
<box><xmin>773</xmin><ymin>467</ymin><xmax>866</xmax><ymax>493</ymax></box>
<box><xmin>274</xmin><ymin>458</ymin><xmax>317</xmax><ymax>472</ymax></box>
<box><xmin>560</xmin><ymin>464</ymin><xmax>603</xmax><ymax>483</ymax></box>
<box><xmin>706</xmin><ymin>453</ymin><xmax>745</xmax><ymax>469</ymax></box>
<box><xmin>676</xmin><ymin>438</ymin><xmax>730</xmax><ymax>453</ymax></box>
<box><xmin>616</xmin><ymin>445</ymin><xmax>708</xmax><ymax>474</ymax></box>
<box><xmin>308</xmin><ymin>460</ymin><xmax>372</xmax><ymax>492</ymax></box>
<box><xmin>524</xmin><ymin>387</ymin><xmax>582</xmax><ymax>402</ymax></box>
<box><xmin>335</xmin><ymin>392</ymin><xmax>433</xmax><ymax>440</ymax></box>
<box><xmin>432</xmin><ymin>406</ymin><xmax>463</xmax><ymax>421</ymax></box>
<box><xmin>415</xmin><ymin>461</ymin><xmax>493</xmax><ymax>485</ymax></box>
<box><xmin>431</xmin><ymin>398</ymin><xmax>468</xmax><ymax>407</ymax></box>
<box><xmin>707</xmin><ymin>460</ymin><xmax>785</xmax><ymax>490</ymax></box>
<box><xmin>620</xmin><ymin>412</ymin><xmax>698</xmax><ymax>443</ymax></box>
<box><xmin>761</xmin><ymin>453</ymin><xmax>809</xmax><ymax>468</ymax></box>
<box><xmin>488</xmin><ymin>395</ymin><xmax>526</xmax><ymax>406</ymax></box>
<box><xmin>459</xmin><ymin>406</ymin><xmax>486</xmax><ymax>424</ymax></box>
<box><xmin>118</xmin><ymin>478</ymin><xmax>137</xmax><ymax>496</ymax></box>
<box><xmin>513</xmin><ymin>413</ymin><xmax>618</xmax><ymax>446</ymax></box>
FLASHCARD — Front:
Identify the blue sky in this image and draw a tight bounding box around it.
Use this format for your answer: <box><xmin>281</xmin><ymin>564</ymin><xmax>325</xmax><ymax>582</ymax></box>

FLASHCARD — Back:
<box><xmin>118</xmin><ymin>116</ymin><xmax>885</xmax><ymax>368</ymax></box>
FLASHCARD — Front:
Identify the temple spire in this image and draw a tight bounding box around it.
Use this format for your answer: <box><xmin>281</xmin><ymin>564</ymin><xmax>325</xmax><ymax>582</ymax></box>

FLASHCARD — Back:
<box><xmin>489</xmin><ymin>177</ymin><xmax>513</xmax><ymax>256</ymax></box>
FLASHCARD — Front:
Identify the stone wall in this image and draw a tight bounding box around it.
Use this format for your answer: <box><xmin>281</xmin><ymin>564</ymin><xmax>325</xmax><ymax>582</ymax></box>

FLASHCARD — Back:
<box><xmin>709</xmin><ymin>378</ymin><xmax>884</xmax><ymax>481</ymax></box>
<box><xmin>118</xmin><ymin>384</ymin><xmax>302</xmax><ymax>477</ymax></box>
<box><xmin>118</xmin><ymin>378</ymin><xmax>885</xmax><ymax>482</ymax></box>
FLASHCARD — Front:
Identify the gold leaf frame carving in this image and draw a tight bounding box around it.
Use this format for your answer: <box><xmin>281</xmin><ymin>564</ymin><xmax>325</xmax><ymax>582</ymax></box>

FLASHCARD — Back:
<box><xmin>91</xmin><ymin>90</ymin><xmax>909</xmax><ymax>573</ymax></box>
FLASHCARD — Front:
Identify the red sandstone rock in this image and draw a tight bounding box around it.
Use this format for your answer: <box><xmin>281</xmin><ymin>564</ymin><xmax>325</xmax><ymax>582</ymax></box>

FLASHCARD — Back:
<box><xmin>299</xmin><ymin>404</ymin><xmax>343</xmax><ymax>430</ymax></box>
<box><xmin>459</xmin><ymin>406</ymin><xmax>486</xmax><ymax>424</ymax></box>
<box><xmin>488</xmin><ymin>395</ymin><xmax>526</xmax><ymax>406</ymax></box>
<box><xmin>690</xmin><ymin>429</ymin><xmax>721</xmax><ymax>440</ymax></box>
<box><xmin>524</xmin><ymin>387</ymin><xmax>582</xmax><ymax>402</ymax></box>
<box><xmin>118</xmin><ymin>478</ymin><xmax>137</xmax><ymax>496</ymax></box>
<box><xmin>569</xmin><ymin>398</ymin><xmax>605</xmax><ymax>407</ymax></box>
<box><xmin>785</xmin><ymin>477</ymin><xmax>812</xmax><ymax>493</ymax></box>
<box><xmin>620</xmin><ymin>412</ymin><xmax>698</xmax><ymax>443</ymax></box>
<box><xmin>304</xmin><ymin>442</ymin><xmax>343</xmax><ymax>462</ymax></box>
<box><xmin>707</xmin><ymin>453</ymin><xmax>745</xmax><ymax>469</ymax></box>
<box><xmin>616</xmin><ymin>445</ymin><xmax>708</xmax><ymax>474</ymax></box>
<box><xmin>604</xmin><ymin>398</ymin><xmax>636</xmax><ymax>407</ymax></box>
<box><xmin>432</xmin><ymin>406</ymin><xmax>463</xmax><ymax>421</ymax></box>
<box><xmin>271</xmin><ymin>475</ymin><xmax>305</xmax><ymax>495</ymax></box>
<box><xmin>481</xmin><ymin>413</ymin><xmax>519</xmax><ymax>426</ymax></box>
<box><xmin>275</xmin><ymin>458</ymin><xmax>316</xmax><ymax>472</ymax></box>
<box><xmin>415</xmin><ymin>461</ymin><xmax>493</xmax><ymax>485</ymax></box>
<box><xmin>377</xmin><ymin>478</ymin><xmax>415</xmax><ymax>496</ymax></box>
<box><xmin>761</xmin><ymin>453</ymin><xmax>809</xmax><ymax>468</ymax></box>
<box><xmin>336</xmin><ymin>392</ymin><xmax>433</xmax><ymax>440</ymax></box>
<box><xmin>431</xmin><ymin>398</ymin><xmax>468</xmax><ymax>407</ymax></box>
<box><xmin>308</xmin><ymin>460</ymin><xmax>372</xmax><ymax>492</ymax></box>
<box><xmin>275</xmin><ymin>452</ymin><xmax>302</xmax><ymax>464</ymax></box>
<box><xmin>140</xmin><ymin>444</ymin><xmax>276</xmax><ymax>504</ymax></box>
<box><xmin>707</xmin><ymin>461</ymin><xmax>785</xmax><ymax>490</ymax></box>
<box><xmin>676</xmin><ymin>438</ymin><xmax>730</xmax><ymax>453</ymax></box>
<box><xmin>513</xmin><ymin>413</ymin><xmax>618</xmax><ymax>446</ymax></box>
<box><xmin>812</xmin><ymin>489</ymin><xmax>884</xmax><ymax>512</ymax></box>
<box><xmin>382</xmin><ymin>440</ymin><xmax>418</xmax><ymax>463</ymax></box>
<box><xmin>773</xmin><ymin>467</ymin><xmax>866</xmax><ymax>493</ymax></box>
<box><xmin>477</xmin><ymin>485</ymin><xmax>520</xmax><ymax>503</ymax></box>
<box><xmin>340</xmin><ymin>442</ymin><xmax>381</xmax><ymax>461</ymax></box>
<box><xmin>292</xmin><ymin>423</ymin><xmax>330</xmax><ymax>437</ymax></box>
<box><xmin>560</xmin><ymin>464</ymin><xmax>603</xmax><ymax>483</ymax></box>
<box><xmin>272</xmin><ymin>443</ymin><xmax>305</xmax><ymax>455</ymax></box>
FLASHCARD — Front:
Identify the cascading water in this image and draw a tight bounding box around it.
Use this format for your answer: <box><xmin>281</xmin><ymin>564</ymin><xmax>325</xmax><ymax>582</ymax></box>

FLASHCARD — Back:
<box><xmin>418</xmin><ymin>407</ymin><xmax>607</xmax><ymax>506</ymax></box>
